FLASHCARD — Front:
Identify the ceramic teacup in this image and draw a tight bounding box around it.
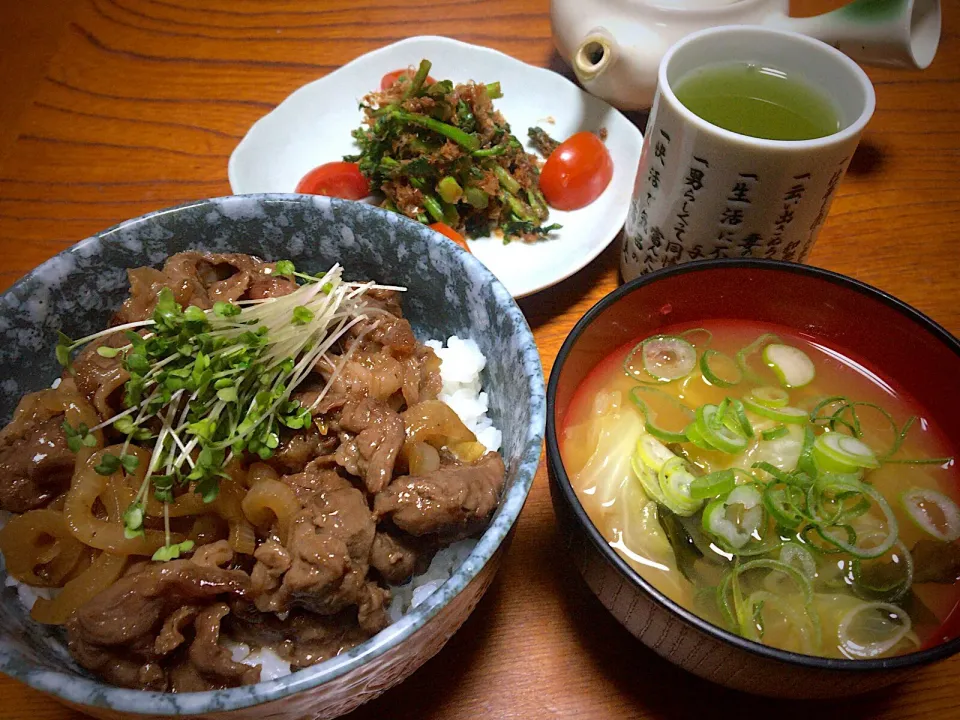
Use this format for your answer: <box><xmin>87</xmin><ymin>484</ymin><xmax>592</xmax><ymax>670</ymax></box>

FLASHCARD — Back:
<box><xmin>621</xmin><ymin>25</ymin><xmax>876</xmax><ymax>281</ymax></box>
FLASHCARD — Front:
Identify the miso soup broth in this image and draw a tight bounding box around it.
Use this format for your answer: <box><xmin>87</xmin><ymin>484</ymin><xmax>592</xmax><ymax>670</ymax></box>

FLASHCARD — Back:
<box><xmin>561</xmin><ymin>320</ymin><xmax>960</xmax><ymax>659</ymax></box>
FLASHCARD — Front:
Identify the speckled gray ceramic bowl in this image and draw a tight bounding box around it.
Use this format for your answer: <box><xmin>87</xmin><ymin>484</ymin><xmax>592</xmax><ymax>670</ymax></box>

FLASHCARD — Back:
<box><xmin>0</xmin><ymin>194</ymin><xmax>545</xmax><ymax>719</ymax></box>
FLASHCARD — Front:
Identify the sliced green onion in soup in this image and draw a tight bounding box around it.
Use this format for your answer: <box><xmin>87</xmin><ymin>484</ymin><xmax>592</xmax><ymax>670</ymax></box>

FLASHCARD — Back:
<box><xmin>678</xmin><ymin>327</ymin><xmax>713</xmax><ymax>348</ymax></box>
<box><xmin>763</xmin><ymin>483</ymin><xmax>807</xmax><ymax>530</ymax></box>
<box><xmin>837</xmin><ymin>602</ymin><xmax>911</xmax><ymax>659</ymax></box>
<box><xmin>628</xmin><ymin>386</ymin><xmax>693</xmax><ymax>443</ymax></box>
<box><xmin>696</xmin><ymin>404</ymin><xmax>748</xmax><ymax>454</ymax></box>
<box><xmin>852</xmin><ymin>537</ymin><xmax>914</xmax><ymax>603</ymax></box>
<box><xmin>779</xmin><ymin>542</ymin><xmax>817</xmax><ymax>581</ymax></box>
<box><xmin>742</xmin><ymin>395</ymin><xmax>807</xmax><ymax>424</ymax></box>
<box><xmin>761</xmin><ymin>425</ymin><xmax>789</xmax><ymax>441</ymax></box>
<box><xmin>699</xmin><ymin>349</ymin><xmax>742</xmax><ymax>388</ymax></box>
<box><xmin>689</xmin><ymin>469</ymin><xmax>736</xmax><ymax>500</ymax></box>
<box><xmin>635</xmin><ymin>434</ymin><xmax>677</xmax><ymax>473</ymax></box>
<box><xmin>813</xmin><ymin>432</ymin><xmax>880</xmax><ymax>471</ymax></box>
<box><xmin>684</xmin><ymin>421</ymin><xmax>715</xmax><ymax>451</ymax></box>
<box><xmin>814</xmin><ymin>481</ymin><xmax>899</xmax><ymax>559</ymax></box>
<box><xmin>742</xmin><ymin>590</ymin><xmax>820</xmax><ymax>653</ymax></box>
<box><xmin>735</xmin><ymin>333</ymin><xmax>782</xmax><ymax>383</ymax></box>
<box><xmin>625</xmin><ymin>335</ymin><xmax>697</xmax><ymax>382</ymax></box>
<box><xmin>718</xmin><ymin>559</ymin><xmax>821</xmax><ymax>651</ymax></box>
<box><xmin>751</xmin><ymin>386</ymin><xmax>790</xmax><ymax>409</ymax></box>
<box><xmin>762</xmin><ymin>343</ymin><xmax>816</xmax><ymax>389</ymax></box>
<box><xmin>630</xmin><ymin>451</ymin><xmax>666</xmax><ymax>505</ymax></box>
<box><xmin>702</xmin><ymin>485</ymin><xmax>764</xmax><ymax>549</ymax></box>
<box><xmin>901</xmin><ymin>487</ymin><xmax>960</xmax><ymax>542</ymax></box>
<box><xmin>658</xmin><ymin>456</ymin><xmax>703</xmax><ymax>516</ymax></box>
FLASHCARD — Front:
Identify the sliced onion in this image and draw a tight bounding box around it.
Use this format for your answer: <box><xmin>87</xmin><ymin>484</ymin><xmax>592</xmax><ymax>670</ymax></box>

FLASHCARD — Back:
<box><xmin>901</xmin><ymin>487</ymin><xmax>960</xmax><ymax>542</ymax></box>
<box><xmin>837</xmin><ymin>602</ymin><xmax>911</xmax><ymax>659</ymax></box>
<box><xmin>629</xmin><ymin>335</ymin><xmax>697</xmax><ymax>382</ymax></box>
<box><xmin>763</xmin><ymin>343</ymin><xmax>816</xmax><ymax>388</ymax></box>
<box><xmin>814</xmin><ymin>432</ymin><xmax>880</xmax><ymax>471</ymax></box>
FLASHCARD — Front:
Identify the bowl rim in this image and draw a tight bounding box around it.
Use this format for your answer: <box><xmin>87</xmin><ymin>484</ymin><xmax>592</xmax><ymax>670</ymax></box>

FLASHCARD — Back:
<box><xmin>546</xmin><ymin>257</ymin><xmax>960</xmax><ymax>672</ymax></box>
<box><xmin>0</xmin><ymin>194</ymin><xmax>547</xmax><ymax>715</ymax></box>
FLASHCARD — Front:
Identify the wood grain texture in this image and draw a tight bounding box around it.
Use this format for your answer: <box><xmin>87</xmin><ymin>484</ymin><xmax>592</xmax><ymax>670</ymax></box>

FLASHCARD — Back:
<box><xmin>0</xmin><ymin>0</ymin><xmax>958</xmax><ymax>718</ymax></box>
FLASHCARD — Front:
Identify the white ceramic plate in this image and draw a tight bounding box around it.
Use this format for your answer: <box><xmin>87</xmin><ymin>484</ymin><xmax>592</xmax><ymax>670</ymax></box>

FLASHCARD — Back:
<box><xmin>229</xmin><ymin>36</ymin><xmax>643</xmax><ymax>298</ymax></box>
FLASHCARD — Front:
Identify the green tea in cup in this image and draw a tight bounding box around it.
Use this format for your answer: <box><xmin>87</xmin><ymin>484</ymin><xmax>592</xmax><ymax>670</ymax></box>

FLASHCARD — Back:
<box><xmin>673</xmin><ymin>61</ymin><xmax>841</xmax><ymax>141</ymax></box>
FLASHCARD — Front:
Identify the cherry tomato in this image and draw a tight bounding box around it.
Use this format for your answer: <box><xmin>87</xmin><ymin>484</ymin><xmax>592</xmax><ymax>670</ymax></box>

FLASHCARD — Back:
<box><xmin>380</xmin><ymin>68</ymin><xmax>436</xmax><ymax>91</ymax></box>
<box><xmin>539</xmin><ymin>131</ymin><xmax>614</xmax><ymax>211</ymax></box>
<box><xmin>428</xmin><ymin>222</ymin><xmax>470</xmax><ymax>252</ymax></box>
<box><xmin>295</xmin><ymin>162</ymin><xmax>370</xmax><ymax>200</ymax></box>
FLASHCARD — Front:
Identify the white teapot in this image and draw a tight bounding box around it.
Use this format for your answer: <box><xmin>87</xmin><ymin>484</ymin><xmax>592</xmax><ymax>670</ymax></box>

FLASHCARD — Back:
<box><xmin>552</xmin><ymin>0</ymin><xmax>940</xmax><ymax>110</ymax></box>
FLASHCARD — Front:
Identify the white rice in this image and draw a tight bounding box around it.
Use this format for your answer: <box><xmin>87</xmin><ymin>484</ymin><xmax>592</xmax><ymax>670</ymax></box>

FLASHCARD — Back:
<box><xmin>3</xmin><ymin>335</ymin><xmax>498</xmax><ymax>681</ymax></box>
<box><xmin>425</xmin><ymin>336</ymin><xmax>502</xmax><ymax>453</ymax></box>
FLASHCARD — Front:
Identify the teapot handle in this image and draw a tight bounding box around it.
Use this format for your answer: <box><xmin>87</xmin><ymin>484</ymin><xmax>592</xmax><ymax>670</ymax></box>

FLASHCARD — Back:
<box><xmin>766</xmin><ymin>0</ymin><xmax>940</xmax><ymax>70</ymax></box>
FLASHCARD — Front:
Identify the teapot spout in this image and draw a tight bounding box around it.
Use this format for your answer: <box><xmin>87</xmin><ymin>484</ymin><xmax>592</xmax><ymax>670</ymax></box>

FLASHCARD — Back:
<box><xmin>571</xmin><ymin>29</ymin><xmax>618</xmax><ymax>86</ymax></box>
<box><xmin>766</xmin><ymin>0</ymin><xmax>940</xmax><ymax>70</ymax></box>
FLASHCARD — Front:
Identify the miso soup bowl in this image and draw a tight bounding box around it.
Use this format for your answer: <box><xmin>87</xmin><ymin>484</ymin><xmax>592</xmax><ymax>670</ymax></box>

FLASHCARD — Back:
<box><xmin>546</xmin><ymin>259</ymin><xmax>960</xmax><ymax>699</ymax></box>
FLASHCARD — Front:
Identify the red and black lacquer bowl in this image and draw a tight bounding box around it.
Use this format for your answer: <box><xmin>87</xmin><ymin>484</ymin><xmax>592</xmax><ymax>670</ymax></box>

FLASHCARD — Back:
<box><xmin>546</xmin><ymin>259</ymin><xmax>960</xmax><ymax>699</ymax></box>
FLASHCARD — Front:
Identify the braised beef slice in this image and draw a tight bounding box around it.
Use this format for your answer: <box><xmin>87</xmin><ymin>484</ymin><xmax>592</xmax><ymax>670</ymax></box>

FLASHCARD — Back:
<box><xmin>0</xmin><ymin>395</ymin><xmax>75</xmax><ymax>513</ymax></box>
<box><xmin>400</xmin><ymin>345</ymin><xmax>442</xmax><ymax>407</ymax></box>
<box><xmin>248</xmin><ymin>275</ymin><xmax>296</xmax><ymax>300</ymax></box>
<box><xmin>253</xmin><ymin>467</ymin><xmax>381</xmax><ymax>620</ymax></box>
<box><xmin>67</xmin><ymin>547</ymin><xmax>256</xmax><ymax>692</ymax></box>
<box><xmin>169</xmin><ymin>603</ymin><xmax>261</xmax><ymax>693</ymax></box>
<box><xmin>349</xmin><ymin>314</ymin><xmax>418</xmax><ymax>359</ymax></box>
<box><xmin>265</xmin><ymin>423</ymin><xmax>326</xmax><ymax>475</ymax></box>
<box><xmin>374</xmin><ymin>453</ymin><xmax>506</xmax><ymax>538</ymax></box>
<box><xmin>334</xmin><ymin>397</ymin><xmax>404</xmax><ymax>494</ymax></box>
<box><xmin>369</xmin><ymin>529</ymin><xmax>437</xmax><ymax>585</ymax></box>
<box><xmin>112</xmin><ymin>252</ymin><xmax>289</xmax><ymax>325</ymax></box>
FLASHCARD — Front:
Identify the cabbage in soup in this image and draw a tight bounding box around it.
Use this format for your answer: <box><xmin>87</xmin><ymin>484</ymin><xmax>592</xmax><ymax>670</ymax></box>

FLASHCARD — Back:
<box><xmin>561</xmin><ymin>320</ymin><xmax>960</xmax><ymax>659</ymax></box>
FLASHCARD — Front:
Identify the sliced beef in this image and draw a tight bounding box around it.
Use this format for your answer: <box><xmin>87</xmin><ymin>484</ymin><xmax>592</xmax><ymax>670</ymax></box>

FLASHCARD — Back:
<box><xmin>334</xmin><ymin>397</ymin><xmax>404</xmax><ymax>494</ymax></box>
<box><xmin>349</xmin><ymin>314</ymin><xmax>418</xmax><ymax>359</ymax></box>
<box><xmin>112</xmin><ymin>252</ymin><xmax>291</xmax><ymax>325</ymax></box>
<box><xmin>280</xmin><ymin>460</ymin><xmax>349</xmax><ymax>503</ymax></box>
<box><xmin>229</xmin><ymin>609</ymin><xmax>379</xmax><ymax>671</ymax></box>
<box><xmin>401</xmin><ymin>345</ymin><xmax>442</xmax><ymax>407</ymax></box>
<box><xmin>265</xmin><ymin>424</ymin><xmax>328</xmax><ymax>475</ymax></box>
<box><xmin>252</xmin><ymin>468</ymin><xmax>378</xmax><ymax>617</ymax></box>
<box><xmin>248</xmin><ymin>275</ymin><xmax>296</xmax><ymax>300</ymax></box>
<box><xmin>363</xmin><ymin>288</ymin><xmax>404</xmax><ymax>318</ymax></box>
<box><xmin>374</xmin><ymin>453</ymin><xmax>506</xmax><ymax>538</ymax></box>
<box><xmin>66</xmin><ymin>544</ymin><xmax>256</xmax><ymax>691</ymax></box>
<box><xmin>0</xmin><ymin>390</ymin><xmax>79</xmax><ymax>512</ymax></box>
<box><xmin>369</xmin><ymin>529</ymin><xmax>436</xmax><ymax>585</ymax></box>
<box><xmin>326</xmin><ymin>350</ymin><xmax>405</xmax><ymax>402</ymax></box>
<box><xmin>169</xmin><ymin>603</ymin><xmax>261</xmax><ymax>692</ymax></box>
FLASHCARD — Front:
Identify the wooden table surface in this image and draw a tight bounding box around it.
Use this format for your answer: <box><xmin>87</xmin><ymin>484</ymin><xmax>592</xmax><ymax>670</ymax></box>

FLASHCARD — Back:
<box><xmin>0</xmin><ymin>0</ymin><xmax>958</xmax><ymax>718</ymax></box>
